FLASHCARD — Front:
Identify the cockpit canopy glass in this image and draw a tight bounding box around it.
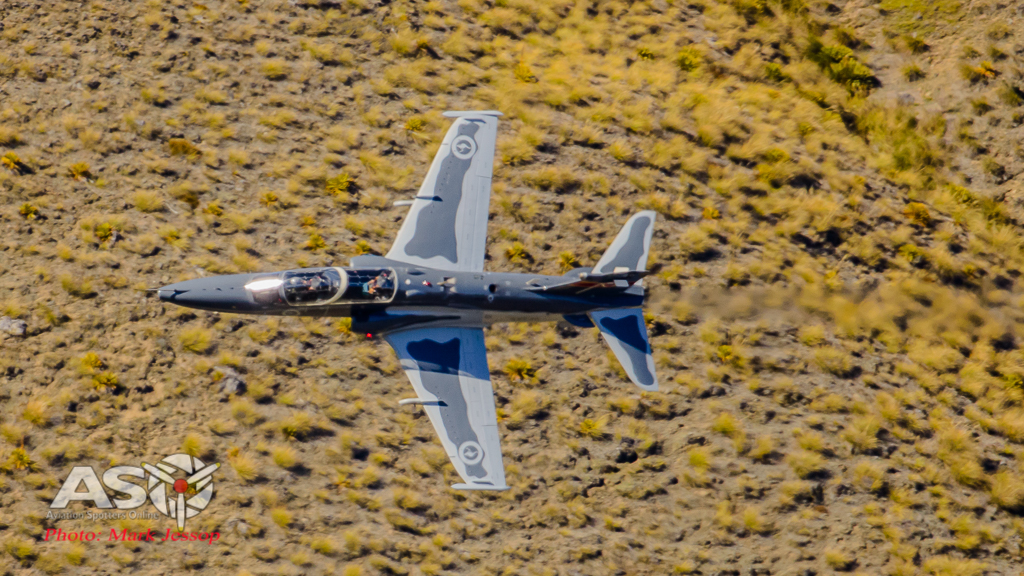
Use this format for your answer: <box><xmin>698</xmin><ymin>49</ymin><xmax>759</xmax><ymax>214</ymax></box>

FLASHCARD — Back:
<box><xmin>282</xmin><ymin>268</ymin><xmax>343</xmax><ymax>306</ymax></box>
<box><xmin>259</xmin><ymin>267</ymin><xmax>397</xmax><ymax>307</ymax></box>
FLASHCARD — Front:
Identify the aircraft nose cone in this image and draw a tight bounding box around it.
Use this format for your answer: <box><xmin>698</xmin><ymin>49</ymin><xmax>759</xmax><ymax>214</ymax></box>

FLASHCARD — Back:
<box><xmin>157</xmin><ymin>287</ymin><xmax>183</xmax><ymax>302</ymax></box>
<box><xmin>157</xmin><ymin>274</ymin><xmax>259</xmax><ymax>312</ymax></box>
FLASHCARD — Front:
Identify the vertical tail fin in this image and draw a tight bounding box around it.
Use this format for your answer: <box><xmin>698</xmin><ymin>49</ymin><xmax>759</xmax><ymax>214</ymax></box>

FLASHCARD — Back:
<box><xmin>590</xmin><ymin>308</ymin><xmax>658</xmax><ymax>391</ymax></box>
<box><xmin>593</xmin><ymin>211</ymin><xmax>656</xmax><ymax>275</ymax></box>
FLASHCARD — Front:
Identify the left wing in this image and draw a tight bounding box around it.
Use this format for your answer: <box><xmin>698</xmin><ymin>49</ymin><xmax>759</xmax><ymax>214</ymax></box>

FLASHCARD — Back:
<box><xmin>385</xmin><ymin>111</ymin><xmax>501</xmax><ymax>272</ymax></box>
<box><xmin>384</xmin><ymin>327</ymin><xmax>508</xmax><ymax>490</ymax></box>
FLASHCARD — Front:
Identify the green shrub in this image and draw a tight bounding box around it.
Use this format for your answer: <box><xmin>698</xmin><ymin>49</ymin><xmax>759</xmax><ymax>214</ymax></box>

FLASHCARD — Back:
<box><xmin>167</xmin><ymin>138</ymin><xmax>199</xmax><ymax>158</ymax></box>
<box><xmin>132</xmin><ymin>190</ymin><xmax>164</xmax><ymax>212</ymax></box>
<box><xmin>326</xmin><ymin>173</ymin><xmax>351</xmax><ymax>197</ymax></box>
<box><xmin>60</xmin><ymin>275</ymin><xmax>95</xmax><ymax>298</ymax></box>
<box><xmin>504</xmin><ymin>358</ymin><xmax>536</xmax><ymax>382</ymax></box>
<box><xmin>786</xmin><ymin>450</ymin><xmax>826</xmax><ymax>478</ymax></box>
<box><xmin>514</xmin><ymin>61</ymin><xmax>537</xmax><ymax>83</ymax></box>
<box><xmin>676</xmin><ymin>46</ymin><xmax>703</xmax><ymax>71</ymax></box>
<box><xmin>764</xmin><ymin>62</ymin><xmax>788</xmax><ymax>82</ymax></box>
<box><xmin>305</xmin><ymin>233</ymin><xmax>327</xmax><ymax>251</ymax></box>
<box><xmin>806</xmin><ymin>37</ymin><xmax>878</xmax><ymax>92</ymax></box>
<box><xmin>903</xmin><ymin>35</ymin><xmax>927</xmax><ymax>54</ymax></box>
<box><xmin>902</xmin><ymin>64</ymin><xmax>925</xmax><ymax>81</ymax></box>
<box><xmin>998</xmin><ymin>83</ymin><xmax>1024</xmax><ymax>107</ymax></box>
<box><xmin>579</xmin><ymin>416</ymin><xmax>609</xmax><ymax>439</ymax></box>
<box><xmin>18</xmin><ymin>202</ymin><xmax>38</xmax><ymax>219</ymax></box>
<box><xmin>261</xmin><ymin>59</ymin><xmax>288</xmax><ymax>80</ymax></box>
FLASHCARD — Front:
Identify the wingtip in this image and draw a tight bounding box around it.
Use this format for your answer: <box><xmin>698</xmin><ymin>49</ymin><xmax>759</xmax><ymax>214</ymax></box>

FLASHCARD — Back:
<box><xmin>442</xmin><ymin>110</ymin><xmax>504</xmax><ymax>118</ymax></box>
<box><xmin>451</xmin><ymin>483</ymin><xmax>511</xmax><ymax>491</ymax></box>
<box><xmin>634</xmin><ymin>379</ymin><xmax>659</xmax><ymax>392</ymax></box>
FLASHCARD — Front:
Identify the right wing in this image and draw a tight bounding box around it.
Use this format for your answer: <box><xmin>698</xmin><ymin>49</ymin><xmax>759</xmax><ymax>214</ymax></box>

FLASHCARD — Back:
<box><xmin>384</xmin><ymin>327</ymin><xmax>508</xmax><ymax>490</ymax></box>
<box><xmin>385</xmin><ymin>111</ymin><xmax>501</xmax><ymax>272</ymax></box>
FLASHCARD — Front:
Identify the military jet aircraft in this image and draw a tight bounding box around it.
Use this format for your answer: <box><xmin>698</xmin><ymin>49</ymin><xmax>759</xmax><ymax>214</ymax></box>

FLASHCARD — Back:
<box><xmin>159</xmin><ymin>111</ymin><xmax>659</xmax><ymax>491</ymax></box>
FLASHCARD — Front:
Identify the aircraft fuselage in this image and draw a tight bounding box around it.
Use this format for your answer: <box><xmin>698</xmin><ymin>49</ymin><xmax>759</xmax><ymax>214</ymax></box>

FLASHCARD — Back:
<box><xmin>157</xmin><ymin>256</ymin><xmax>643</xmax><ymax>335</ymax></box>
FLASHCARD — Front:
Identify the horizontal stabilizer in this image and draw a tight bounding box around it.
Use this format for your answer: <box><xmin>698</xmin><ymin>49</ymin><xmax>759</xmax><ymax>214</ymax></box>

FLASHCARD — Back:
<box><xmin>580</xmin><ymin>269</ymin><xmax>651</xmax><ymax>284</ymax></box>
<box><xmin>589</xmin><ymin>308</ymin><xmax>658</xmax><ymax>391</ymax></box>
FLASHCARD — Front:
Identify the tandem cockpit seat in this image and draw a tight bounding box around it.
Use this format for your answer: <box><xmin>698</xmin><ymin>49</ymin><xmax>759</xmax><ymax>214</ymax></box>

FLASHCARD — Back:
<box><xmin>344</xmin><ymin>269</ymin><xmax>395</xmax><ymax>302</ymax></box>
<box><xmin>282</xmin><ymin>268</ymin><xmax>344</xmax><ymax>305</ymax></box>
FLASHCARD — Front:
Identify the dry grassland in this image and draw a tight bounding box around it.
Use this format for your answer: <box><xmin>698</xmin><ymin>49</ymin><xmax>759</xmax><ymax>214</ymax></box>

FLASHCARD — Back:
<box><xmin>2</xmin><ymin>0</ymin><xmax>1024</xmax><ymax>574</ymax></box>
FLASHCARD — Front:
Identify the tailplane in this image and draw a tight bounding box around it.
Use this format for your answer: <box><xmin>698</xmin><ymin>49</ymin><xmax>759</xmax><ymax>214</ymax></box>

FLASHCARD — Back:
<box><xmin>589</xmin><ymin>212</ymin><xmax>658</xmax><ymax>390</ymax></box>
<box><xmin>590</xmin><ymin>308</ymin><xmax>658</xmax><ymax>391</ymax></box>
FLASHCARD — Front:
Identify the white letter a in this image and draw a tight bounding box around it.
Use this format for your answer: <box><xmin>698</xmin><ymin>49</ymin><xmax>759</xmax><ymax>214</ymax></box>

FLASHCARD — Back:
<box><xmin>51</xmin><ymin>467</ymin><xmax>113</xmax><ymax>509</ymax></box>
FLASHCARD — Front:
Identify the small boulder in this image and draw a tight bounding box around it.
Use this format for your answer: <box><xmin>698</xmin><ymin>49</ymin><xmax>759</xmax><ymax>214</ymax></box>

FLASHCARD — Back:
<box><xmin>0</xmin><ymin>316</ymin><xmax>27</xmax><ymax>337</ymax></box>
<box><xmin>213</xmin><ymin>365</ymin><xmax>246</xmax><ymax>395</ymax></box>
<box><xmin>224</xmin><ymin>517</ymin><xmax>252</xmax><ymax>536</ymax></box>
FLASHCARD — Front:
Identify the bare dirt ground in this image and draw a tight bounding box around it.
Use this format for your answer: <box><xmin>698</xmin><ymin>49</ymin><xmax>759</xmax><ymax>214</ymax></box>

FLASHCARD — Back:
<box><xmin>3</xmin><ymin>0</ymin><xmax>1024</xmax><ymax>575</ymax></box>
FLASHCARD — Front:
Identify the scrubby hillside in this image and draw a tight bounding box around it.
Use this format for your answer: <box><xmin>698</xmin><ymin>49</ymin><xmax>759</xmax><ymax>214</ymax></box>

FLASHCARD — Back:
<box><xmin>2</xmin><ymin>0</ymin><xmax>1024</xmax><ymax>574</ymax></box>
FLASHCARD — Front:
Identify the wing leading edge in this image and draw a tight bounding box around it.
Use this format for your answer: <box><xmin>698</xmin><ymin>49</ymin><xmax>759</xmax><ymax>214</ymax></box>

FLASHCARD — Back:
<box><xmin>386</xmin><ymin>111</ymin><xmax>501</xmax><ymax>272</ymax></box>
<box><xmin>384</xmin><ymin>327</ymin><xmax>508</xmax><ymax>490</ymax></box>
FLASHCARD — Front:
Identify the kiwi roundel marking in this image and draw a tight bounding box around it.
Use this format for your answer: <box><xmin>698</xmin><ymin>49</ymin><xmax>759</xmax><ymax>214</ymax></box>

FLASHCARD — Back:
<box><xmin>405</xmin><ymin>336</ymin><xmax>488</xmax><ymax>479</ymax></box>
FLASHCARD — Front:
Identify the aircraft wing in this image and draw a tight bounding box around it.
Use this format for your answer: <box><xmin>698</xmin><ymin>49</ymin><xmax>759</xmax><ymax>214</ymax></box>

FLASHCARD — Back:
<box><xmin>384</xmin><ymin>327</ymin><xmax>508</xmax><ymax>490</ymax></box>
<box><xmin>385</xmin><ymin>111</ymin><xmax>501</xmax><ymax>272</ymax></box>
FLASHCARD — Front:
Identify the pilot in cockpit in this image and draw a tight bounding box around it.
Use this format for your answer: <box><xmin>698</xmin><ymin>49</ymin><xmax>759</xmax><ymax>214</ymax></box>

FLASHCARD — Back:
<box><xmin>363</xmin><ymin>271</ymin><xmax>390</xmax><ymax>299</ymax></box>
<box><xmin>309</xmin><ymin>273</ymin><xmax>325</xmax><ymax>292</ymax></box>
<box><xmin>364</xmin><ymin>276</ymin><xmax>378</xmax><ymax>297</ymax></box>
